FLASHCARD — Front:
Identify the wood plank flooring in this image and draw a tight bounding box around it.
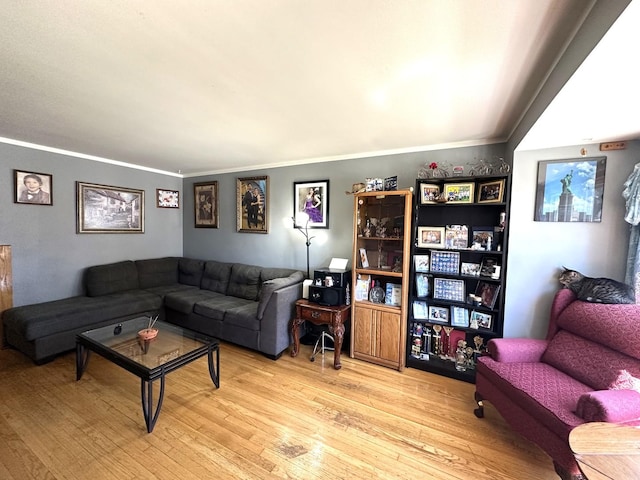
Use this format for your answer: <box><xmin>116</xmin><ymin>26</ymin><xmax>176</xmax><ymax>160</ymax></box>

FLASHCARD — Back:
<box><xmin>0</xmin><ymin>342</ymin><xmax>559</xmax><ymax>479</ymax></box>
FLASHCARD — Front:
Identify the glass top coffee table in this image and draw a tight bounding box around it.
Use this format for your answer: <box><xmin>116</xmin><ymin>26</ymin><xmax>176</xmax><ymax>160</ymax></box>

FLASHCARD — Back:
<box><xmin>76</xmin><ymin>316</ymin><xmax>219</xmax><ymax>433</ymax></box>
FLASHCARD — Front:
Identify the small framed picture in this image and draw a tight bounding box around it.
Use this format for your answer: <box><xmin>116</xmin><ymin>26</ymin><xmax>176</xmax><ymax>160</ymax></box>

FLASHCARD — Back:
<box><xmin>451</xmin><ymin>306</ymin><xmax>470</xmax><ymax>328</ymax></box>
<box><xmin>480</xmin><ymin>257</ymin><xmax>500</xmax><ymax>278</ymax></box>
<box><xmin>195</xmin><ymin>181</ymin><xmax>219</xmax><ymax>228</ymax></box>
<box><xmin>419</xmin><ymin>183</ymin><xmax>440</xmax><ymax>204</ymax></box>
<box><xmin>14</xmin><ymin>170</ymin><xmax>53</xmax><ymax>205</ymax></box>
<box><xmin>471</xmin><ymin>227</ymin><xmax>494</xmax><ymax>249</ymax></box>
<box><xmin>444</xmin><ymin>182</ymin><xmax>474</xmax><ymax>204</ymax></box>
<box><xmin>413</xmin><ymin>301</ymin><xmax>428</xmax><ymax>319</ymax></box>
<box><xmin>470</xmin><ymin>311</ymin><xmax>493</xmax><ymax>330</ymax></box>
<box><xmin>415</xmin><ymin>273</ymin><xmax>430</xmax><ymax>297</ymax></box>
<box><xmin>461</xmin><ymin>262</ymin><xmax>481</xmax><ymax>276</ymax></box>
<box><xmin>475</xmin><ymin>281</ymin><xmax>501</xmax><ymax>309</ymax></box>
<box><xmin>414</xmin><ymin>254</ymin><xmax>430</xmax><ymax>272</ymax></box>
<box><xmin>428</xmin><ymin>306</ymin><xmax>449</xmax><ymax>324</ymax></box>
<box><xmin>359</xmin><ymin>248</ymin><xmax>369</xmax><ymax>268</ymax></box>
<box><xmin>417</xmin><ymin>226</ymin><xmax>445</xmax><ymax>248</ymax></box>
<box><xmin>433</xmin><ymin>278</ymin><xmax>466</xmax><ymax>302</ymax></box>
<box><xmin>445</xmin><ymin>224</ymin><xmax>468</xmax><ymax>249</ymax></box>
<box><xmin>156</xmin><ymin>189</ymin><xmax>179</xmax><ymax>208</ymax></box>
<box><xmin>478</xmin><ymin>179</ymin><xmax>505</xmax><ymax>203</ymax></box>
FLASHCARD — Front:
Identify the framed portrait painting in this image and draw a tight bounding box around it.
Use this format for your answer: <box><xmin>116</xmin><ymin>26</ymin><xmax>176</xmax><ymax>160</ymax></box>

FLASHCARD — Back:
<box><xmin>14</xmin><ymin>169</ymin><xmax>52</xmax><ymax>205</ymax></box>
<box><xmin>293</xmin><ymin>179</ymin><xmax>329</xmax><ymax>228</ymax></box>
<box><xmin>194</xmin><ymin>182</ymin><xmax>218</xmax><ymax>228</ymax></box>
<box><xmin>534</xmin><ymin>157</ymin><xmax>606</xmax><ymax>222</ymax></box>
<box><xmin>77</xmin><ymin>182</ymin><xmax>144</xmax><ymax>233</ymax></box>
<box><xmin>237</xmin><ymin>176</ymin><xmax>269</xmax><ymax>233</ymax></box>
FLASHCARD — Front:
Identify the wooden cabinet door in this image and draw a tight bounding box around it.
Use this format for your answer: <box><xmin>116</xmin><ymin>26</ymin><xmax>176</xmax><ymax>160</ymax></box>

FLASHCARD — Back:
<box><xmin>376</xmin><ymin>310</ymin><xmax>401</xmax><ymax>363</ymax></box>
<box><xmin>352</xmin><ymin>305</ymin><xmax>375</xmax><ymax>356</ymax></box>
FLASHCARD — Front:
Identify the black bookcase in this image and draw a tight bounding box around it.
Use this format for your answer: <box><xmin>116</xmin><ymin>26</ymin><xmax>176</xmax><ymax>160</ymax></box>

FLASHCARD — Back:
<box><xmin>406</xmin><ymin>175</ymin><xmax>510</xmax><ymax>382</ymax></box>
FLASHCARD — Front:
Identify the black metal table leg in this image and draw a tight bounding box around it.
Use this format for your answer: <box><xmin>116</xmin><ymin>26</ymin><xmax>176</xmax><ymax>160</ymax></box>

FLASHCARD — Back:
<box><xmin>208</xmin><ymin>344</ymin><xmax>220</xmax><ymax>388</ymax></box>
<box><xmin>76</xmin><ymin>343</ymin><xmax>91</xmax><ymax>381</ymax></box>
<box><xmin>141</xmin><ymin>374</ymin><xmax>165</xmax><ymax>433</ymax></box>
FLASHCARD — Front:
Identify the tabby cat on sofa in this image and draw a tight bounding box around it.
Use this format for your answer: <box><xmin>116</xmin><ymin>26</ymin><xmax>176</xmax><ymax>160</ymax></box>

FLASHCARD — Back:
<box><xmin>559</xmin><ymin>268</ymin><xmax>636</xmax><ymax>304</ymax></box>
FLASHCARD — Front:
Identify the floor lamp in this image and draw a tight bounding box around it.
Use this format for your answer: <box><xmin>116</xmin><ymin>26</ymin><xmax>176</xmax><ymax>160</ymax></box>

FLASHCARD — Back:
<box><xmin>293</xmin><ymin>212</ymin><xmax>314</xmax><ymax>279</ymax></box>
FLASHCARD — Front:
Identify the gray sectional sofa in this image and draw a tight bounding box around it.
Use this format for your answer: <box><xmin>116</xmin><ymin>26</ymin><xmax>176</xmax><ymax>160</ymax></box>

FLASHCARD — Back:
<box><xmin>2</xmin><ymin>257</ymin><xmax>304</xmax><ymax>364</ymax></box>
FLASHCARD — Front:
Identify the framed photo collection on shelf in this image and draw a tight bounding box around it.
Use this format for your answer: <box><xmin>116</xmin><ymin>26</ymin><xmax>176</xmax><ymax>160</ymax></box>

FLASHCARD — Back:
<box><xmin>433</xmin><ymin>278</ymin><xmax>465</xmax><ymax>302</ymax></box>
<box><xmin>430</xmin><ymin>250</ymin><xmax>460</xmax><ymax>274</ymax></box>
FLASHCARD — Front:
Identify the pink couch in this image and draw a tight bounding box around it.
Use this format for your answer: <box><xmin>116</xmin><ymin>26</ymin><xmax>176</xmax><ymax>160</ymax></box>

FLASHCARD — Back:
<box><xmin>474</xmin><ymin>289</ymin><xmax>640</xmax><ymax>479</ymax></box>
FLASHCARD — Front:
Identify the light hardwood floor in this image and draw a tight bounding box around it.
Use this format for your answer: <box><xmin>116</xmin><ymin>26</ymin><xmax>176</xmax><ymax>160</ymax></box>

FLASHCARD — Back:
<box><xmin>0</xmin><ymin>342</ymin><xmax>559</xmax><ymax>479</ymax></box>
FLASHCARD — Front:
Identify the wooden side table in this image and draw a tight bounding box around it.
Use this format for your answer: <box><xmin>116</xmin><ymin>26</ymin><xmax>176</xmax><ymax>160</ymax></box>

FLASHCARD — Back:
<box><xmin>291</xmin><ymin>299</ymin><xmax>350</xmax><ymax>370</ymax></box>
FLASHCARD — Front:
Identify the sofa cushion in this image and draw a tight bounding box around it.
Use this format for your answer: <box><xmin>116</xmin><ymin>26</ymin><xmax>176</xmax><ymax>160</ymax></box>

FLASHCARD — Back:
<box><xmin>136</xmin><ymin>257</ymin><xmax>179</xmax><ymax>288</ymax></box>
<box><xmin>194</xmin><ymin>296</ymin><xmax>255</xmax><ymax>321</ymax></box>
<box><xmin>257</xmin><ymin>271</ymin><xmax>304</xmax><ymax>320</ymax></box>
<box><xmin>575</xmin><ymin>389</ymin><xmax>640</xmax><ymax>423</ymax></box>
<box><xmin>85</xmin><ymin>260</ymin><xmax>139</xmax><ymax>297</ymax></box>
<box><xmin>164</xmin><ymin>289</ymin><xmax>223</xmax><ymax>314</ymax></box>
<box><xmin>3</xmin><ymin>290</ymin><xmax>161</xmax><ymax>341</ymax></box>
<box><xmin>260</xmin><ymin>267</ymin><xmax>299</xmax><ymax>282</ymax></box>
<box><xmin>144</xmin><ymin>283</ymin><xmax>200</xmax><ymax>299</ymax></box>
<box><xmin>201</xmin><ymin>261</ymin><xmax>233</xmax><ymax>294</ymax></box>
<box><xmin>225</xmin><ymin>302</ymin><xmax>260</xmax><ymax>331</ymax></box>
<box><xmin>227</xmin><ymin>264</ymin><xmax>261</xmax><ymax>300</ymax></box>
<box><xmin>555</xmin><ymin>299</ymin><xmax>640</xmax><ymax>360</ymax></box>
<box><xmin>541</xmin><ymin>330</ymin><xmax>640</xmax><ymax>392</ymax></box>
<box><xmin>179</xmin><ymin>258</ymin><xmax>205</xmax><ymax>286</ymax></box>
<box><xmin>477</xmin><ymin>357</ymin><xmax>590</xmax><ymax>437</ymax></box>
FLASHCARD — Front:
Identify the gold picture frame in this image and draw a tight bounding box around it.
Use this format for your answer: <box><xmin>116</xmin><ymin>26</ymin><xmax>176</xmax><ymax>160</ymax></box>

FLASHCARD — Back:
<box><xmin>477</xmin><ymin>179</ymin><xmax>505</xmax><ymax>203</ymax></box>
<box><xmin>443</xmin><ymin>182</ymin><xmax>475</xmax><ymax>204</ymax></box>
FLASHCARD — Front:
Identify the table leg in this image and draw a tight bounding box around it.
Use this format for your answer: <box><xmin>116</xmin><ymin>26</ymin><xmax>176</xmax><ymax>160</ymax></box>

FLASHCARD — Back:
<box><xmin>331</xmin><ymin>320</ymin><xmax>345</xmax><ymax>370</ymax></box>
<box><xmin>76</xmin><ymin>343</ymin><xmax>91</xmax><ymax>381</ymax></box>
<box><xmin>291</xmin><ymin>317</ymin><xmax>304</xmax><ymax>357</ymax></box>
<box><xmin>141</xmin><ymin>374</ymin><xmax>165</xmax><ymax>433</ymax></box>
<box><xmin>208</xmin><ymin>344</ymin><xmax>220</xmax><ymax>388</ymax></box>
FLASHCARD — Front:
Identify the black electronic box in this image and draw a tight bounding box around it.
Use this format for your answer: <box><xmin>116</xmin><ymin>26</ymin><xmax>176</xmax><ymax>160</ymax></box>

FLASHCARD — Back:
<box><xmin>309</xmin><ymin>268</ymin><xmax>351</xmax><ymax>306</ymax></box>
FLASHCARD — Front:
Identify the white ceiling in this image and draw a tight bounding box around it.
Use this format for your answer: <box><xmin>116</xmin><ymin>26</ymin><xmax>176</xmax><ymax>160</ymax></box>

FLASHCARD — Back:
<box><xmin>0</xmin><ymin>1</ymin><xmax>637</xmax><ymax>177</ymax></box>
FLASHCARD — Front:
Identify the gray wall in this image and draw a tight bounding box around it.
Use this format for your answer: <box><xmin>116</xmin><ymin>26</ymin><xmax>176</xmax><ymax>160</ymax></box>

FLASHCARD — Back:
<box><xmin>182</xmin><ymin>144</ymin><xmax>507</xmax><ymax>272</ymax></box>
<box><xmin>505</xmin><ymin>141</ymin><xmax>640</xmax><ymax>338</ymax></box>
<box><xmin>0</xmin><ymin>143</ymin><xmax>182</xmax><ymax>306</ymax></box>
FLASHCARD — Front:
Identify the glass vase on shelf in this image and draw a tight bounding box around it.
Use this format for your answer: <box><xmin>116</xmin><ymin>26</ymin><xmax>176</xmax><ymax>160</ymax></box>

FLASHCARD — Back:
<box><xmin>369</xmin><ymin>280</ymin><xmax>385</xmax><ymax>304</ymax></box>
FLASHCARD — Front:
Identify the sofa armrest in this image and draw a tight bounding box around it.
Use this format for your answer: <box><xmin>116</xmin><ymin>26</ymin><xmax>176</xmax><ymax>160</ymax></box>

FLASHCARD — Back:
<box><xmin>257</xmin><ymin>272</ymin><xmax>304</xmax><ymax>320</ymax></box>
<box><xmin>576</xmin><ymin>389</ymin><xmax>640</xmax><ymax>423</ymax></box>
<box><xmin>487</xmin><ymin>338</ymin><xmax>549</xmax><ymax>363</ymax></box>
<box><xmin>258</xmin><ymin>282</ymin><xmax>303</xmax><ymax>357</ymax></box>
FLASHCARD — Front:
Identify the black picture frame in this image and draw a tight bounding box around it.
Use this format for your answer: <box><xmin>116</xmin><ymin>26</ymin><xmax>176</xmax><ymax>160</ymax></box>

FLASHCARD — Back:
<box><xmin>475</xmin><ymin>281</ymin><xmax>501</xmax><ymax>309</ymax></box>
<box><xmin>157</xmin><ymin>189</ymin><xmax>179</xmax><ymax>208</ymax></box>
<box><xmin>14</xmin><ymin>169</ymin><xmax>53</xmax><ymax>205</ymax></box>
<box><xmin>194</xmin><ymin>181</ymin><xmax>218</xmax><ymax>228</ymax></box>
<box><xmin>534</xmin><ymin>157</ymin><xmax>606</xmax><ymax>222</ymax></box>
<box><xmin>293</xmin><ymin>180</ymin><xmax>329</xmax><ymax>229</ymax></box>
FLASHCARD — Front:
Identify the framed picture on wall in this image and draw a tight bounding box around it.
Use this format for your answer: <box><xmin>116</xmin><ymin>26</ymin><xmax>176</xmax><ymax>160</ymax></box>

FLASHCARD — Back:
<box><xmin>534</xmin><ymin>157</ymin><xmax>606</xmax><ymax>222</ymax></box>
<box><xmin>293</xmin><ymin>179</ymin><xmax>329</xmax><ymax>228</ymax></box>
<box><xmin>237</xmin><ymin>176</ymin><xmax>269</xmax><ymax>233</ymax></box>
<box><xmin>77</xmin><ymin>181</ymin><xmax>144</xmax><ymax>233</ymax></box>
<box><xmin>14</xmin><ymin>169</ymin><xmax>53</xmax><ymax>205</ymax></box>
<box><xmin>157</xmin><ymin>189</ymin><xmax>180</xmax><ymax>208</ymax></box>
<box><xmin>194</xmin><ymin>182</ymin><xmax>218</xmax><ymax>228</ymax></box>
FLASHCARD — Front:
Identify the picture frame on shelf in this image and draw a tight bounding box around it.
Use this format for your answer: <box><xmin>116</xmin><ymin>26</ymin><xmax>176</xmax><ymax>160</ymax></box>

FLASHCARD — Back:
<box><xmin>156</xmin><ymin>189</ymin><xmax>179</xmax><ymax>208</ymax></box>
<box><xmin>478</xmin><ymin>179</ymin><xmax>505</xmax><ymax>203</ymax></box>
<box><xmin>444</xmin><ymin>182</ymin><xmax>474</xmax><ymax>203</ymax></box>
<box><xmin>428</xmin><ymin>305</ymin><xmax>449</xmax><ymax>324</ymax></box>
<box><xmin>445</xmin><ymin>224</ymin><xmax>468</xmax><ymax>249</ymax></box>
<box><xmin>195</xmin><ymin>181</ymin><xmax>219</xmax><ymax>228</ymax></box>
<box><xmin>475</xmin><ymin>281</ymin><xmax>501</xmax><ymax>309</ymax></box>
<box><xmin>433</xmin><ymin>278</ymin><xmax>465</xmax><ymax>302</ymax></box>
<box><xmin>359</xmin><ymin>248</ymin><xmax>370</xmax><ymax>268</ymax></box>
<box><xmin>417</xmin><ymin>226</ymin><xmax>445</xmax><ymax>248</ymax></box>
<box><xmin>471</xmin><ymin>227</ymin><xmax>494</xmax><ymax>250</ymax></box>
<box><xmin>414</xmin><ymin>254</ymin><xmax>430</xmax><ymax>272</ymax></box>
<box><xmin>14</xmin><ymin>169</ymin><xmax>53</xmax><ymax>205</ymax></box>
<box><xmin>480</xmin><ymin>257</ymin><xmax>500</xmax><ymax>278</ymax></box>
<box><xmin>430</xmin><ymin>250</ymin><xmax>460</xmax><ymax>274</ymax></box>
<box><xmin>461</xmin><ymin>262</ymin><xmax>481</xmax><ymax>276</ymax></box>
<box><xmin>413</xmin><ymin>300</ymin><xmax>428</xmax><ymax>319</ymax></box>
<box><xmin>419</xmin><ymin>183</ymin><xmax>440</xmax><ymax>204</ymax></box>
<box><xmin>415</xmin><ymin>273</ymin><xmax>430</xmax><ymax>297</ymax></box>
<box><xmin>293</xmin><ymin>179</ymin><xmax>329</xmax><ymax>229</ymax></box>
<box><xmin>470</xmin><ymin>310</ymin><xmax>492</xmax><ymax>330</ymax></box>
<box><xmin>237</xmin><ymin>176</ymin><xmax>268</xmax><ymax>233</ymax></box>
<box><xmin>450</xmin><ymin>306</ymin><xmax>470</xmax><ymax>328</ymax></box>
<box><xmin>76</xmin><ymin>181</ymin><xmax>144</xmax><ymax>233</ymax></box>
